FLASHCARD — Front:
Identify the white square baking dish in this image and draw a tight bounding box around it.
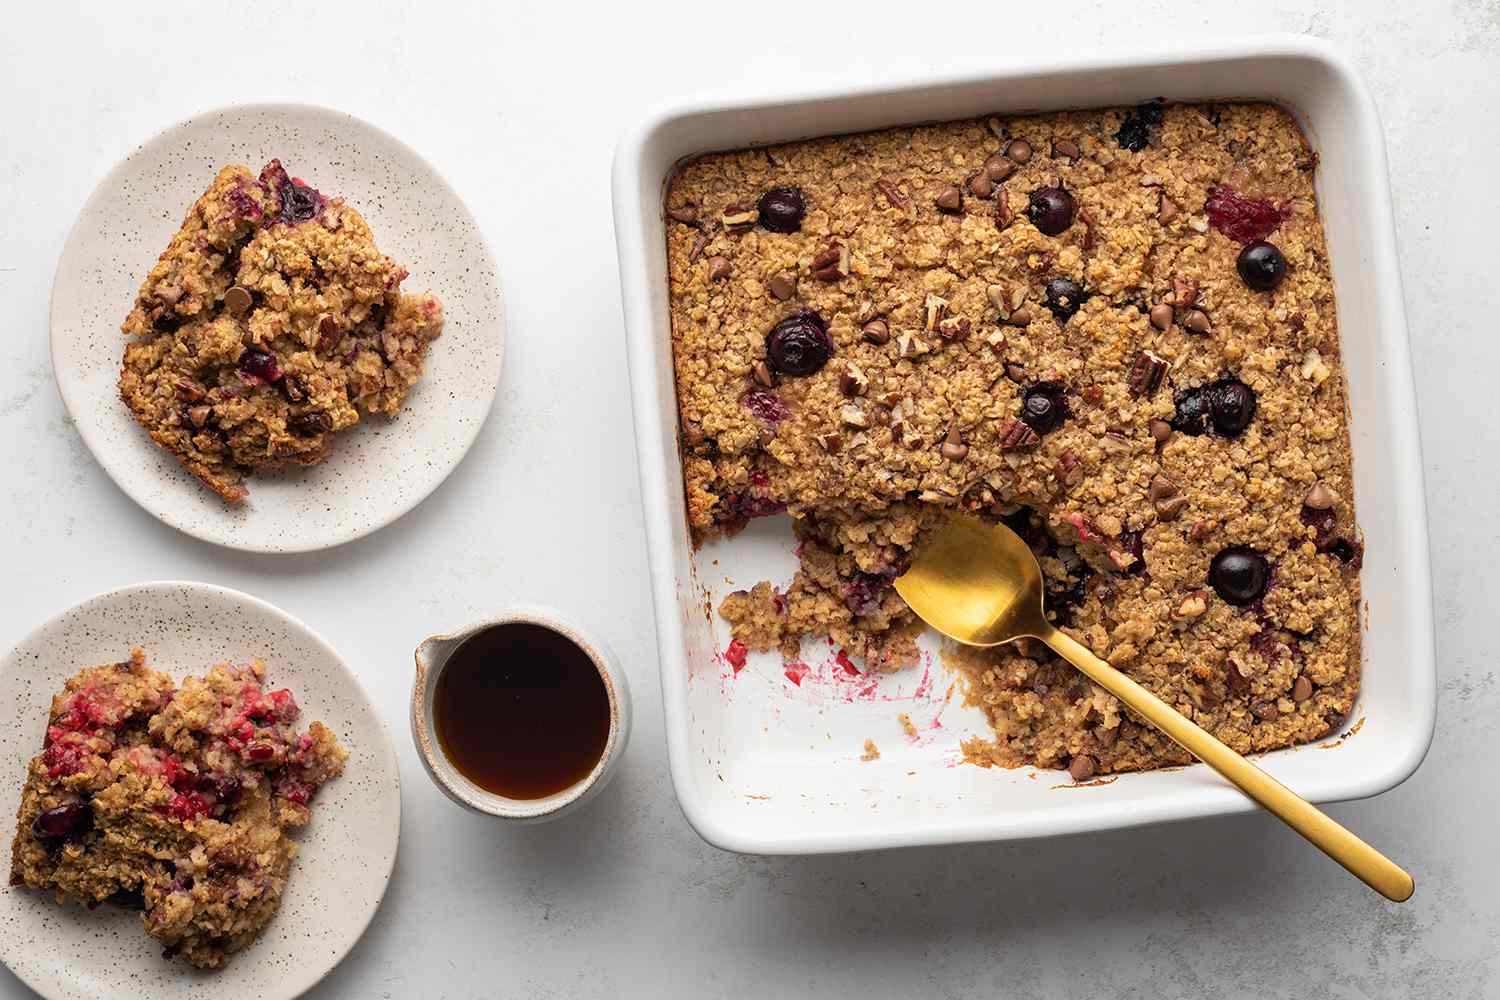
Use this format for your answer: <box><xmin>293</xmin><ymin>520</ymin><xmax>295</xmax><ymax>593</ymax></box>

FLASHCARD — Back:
<box><xmin>612</xmin><ymin>34</ymin><xmax>1435</xmax><ymax>854</ymax></box>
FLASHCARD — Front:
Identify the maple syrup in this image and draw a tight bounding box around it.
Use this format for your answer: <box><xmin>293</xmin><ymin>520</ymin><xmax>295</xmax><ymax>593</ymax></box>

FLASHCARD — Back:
<box><xmin>433</xmin><ymin>622</ymin><xmax>610</xmax><ymax>800</ymax></box>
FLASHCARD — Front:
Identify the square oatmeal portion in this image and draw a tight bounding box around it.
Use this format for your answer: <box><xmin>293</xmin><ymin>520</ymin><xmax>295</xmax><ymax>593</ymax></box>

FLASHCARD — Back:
<box><xmin>118</xmin><ymin>159</ymin><xmax>443</xmax><ymax>502</ymax></box>
<box><xmin>665</xmin><ymin>102</ymin><xmax>1361</xmax><ymax>776</ymax></box>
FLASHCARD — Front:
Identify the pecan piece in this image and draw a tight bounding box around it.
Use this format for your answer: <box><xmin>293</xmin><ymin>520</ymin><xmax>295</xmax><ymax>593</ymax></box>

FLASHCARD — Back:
<box><xmin>1127</xmin><ymin>351</ymin><xmax>1168</xmax><ymax>398</ymax></box>
<box><xmin>810</xmin><ymin>244</ymin><xmax>848</xmax><ymax>282</ymax></box>
<box><xmin>998</xmin><ymin>418</ymin><xmax>1041</xmax><ymax>450</ymax></box>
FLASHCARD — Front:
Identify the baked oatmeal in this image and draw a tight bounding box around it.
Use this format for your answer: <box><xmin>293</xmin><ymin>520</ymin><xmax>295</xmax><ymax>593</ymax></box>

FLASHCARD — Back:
<box><xmin>9</xmin><ymin>650</ymin><xmax>346</xmax><ymax>968</ymax></box>
<box><xmin>664</xmin><ymin>102</ymin><xmax>1362</xmax><ymax>776</ymax></box>
<box><xmin>119</xmin><ymin>159</ymin><xmax>444</xmax><ymax>501</ymax></box>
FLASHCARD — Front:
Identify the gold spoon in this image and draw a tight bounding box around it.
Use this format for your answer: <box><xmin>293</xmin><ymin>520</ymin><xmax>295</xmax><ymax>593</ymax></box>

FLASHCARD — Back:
<box><xmin>894</xmin><ymin>513</ymin><xmax>1413</xmax><ymax>902</ymax></box>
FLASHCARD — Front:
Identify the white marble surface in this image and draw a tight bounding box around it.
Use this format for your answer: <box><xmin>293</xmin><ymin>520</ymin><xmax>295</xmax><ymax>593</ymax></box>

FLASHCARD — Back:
<box><xmin>1</xmin><ymin>1</ymin><xmax>1495</xmax><ymax>996</ymax></box>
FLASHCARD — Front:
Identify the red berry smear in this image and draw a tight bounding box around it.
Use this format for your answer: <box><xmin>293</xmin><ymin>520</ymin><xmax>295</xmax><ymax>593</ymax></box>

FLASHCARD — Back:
<box><xmin>835</xmin><ymin>649</ymin><xmax>860</xmax><ymax>676</ymax></box>
<box><xmin>724</xmin><ymin>639</ymin><xmax>748</xmax><ymax>674</ymax></box>
<box><xmin>1205</xmin><ymin>185</ymin><xmax>1291</xmax><ymax>244</ymax></box>
<box><xmin>741</xmin><ymin>389</ymin><xmax>789</xmax><ymax>426</ymax></box>
<box><xmin>783</xmin><ymin>662</ymin><xmax>810</xmax><ymax>686</ymax></box>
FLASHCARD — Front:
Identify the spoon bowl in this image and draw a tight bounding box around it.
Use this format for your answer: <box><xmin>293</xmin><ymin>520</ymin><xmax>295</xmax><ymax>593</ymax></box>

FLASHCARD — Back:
<box><xmin>896</xmin><ymin>513</ymin><xmax>1414</xmax><ymax>902</ymax></box>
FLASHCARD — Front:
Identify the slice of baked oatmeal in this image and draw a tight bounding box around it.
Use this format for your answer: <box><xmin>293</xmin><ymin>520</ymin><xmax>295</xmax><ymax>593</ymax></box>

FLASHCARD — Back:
<box><xmin>118</xmin><ymin>159</ymin><xmax>443</xmax><ymax>501</ymax></box>
<box><xmin>9</xmin><ymin>650</ymin><xmax>347</xmax><ymax>969</ymax></box>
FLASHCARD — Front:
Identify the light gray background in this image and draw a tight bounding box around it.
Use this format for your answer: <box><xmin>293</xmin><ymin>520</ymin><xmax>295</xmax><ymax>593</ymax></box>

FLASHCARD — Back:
<box><xmin>1</xmin><ymin>2</ymin><xmax>1494</xmax><ymax>997</ymax></box>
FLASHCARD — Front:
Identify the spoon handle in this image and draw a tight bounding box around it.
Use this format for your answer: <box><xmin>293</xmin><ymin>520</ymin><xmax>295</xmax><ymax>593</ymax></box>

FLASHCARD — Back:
<box><xmin>1039</xmin><ymin>625</ymin><xmax>1413</xmax><ymax>902</ymax></box>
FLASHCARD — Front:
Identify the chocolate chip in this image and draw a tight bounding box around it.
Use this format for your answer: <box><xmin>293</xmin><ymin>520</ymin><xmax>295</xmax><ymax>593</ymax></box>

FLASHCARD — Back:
<box><xmin>1068</xmin><ymin>754</ymin><xmax>1097</xmax><ymax>781</ymax></box>
<box><xmin>667</xmin><ymin>204</ymin><xmax>698</xmax><ymax>224</ymax></box>
<box><xmin>934</xmin><ymin>185</ymin><xmax>963</xmax><ymax>213</ymax></box>
<box><xmin>1149</xmin><ymin>419</ymin><xmax>1174</xmax><ymax>443</ymax></box>
<box><xmin>1005</xmin><ymin>306</ymin><xmax>1032</xmax><ymax>327</ymax></box>
<box><xmin>1304</xmin><ymin>481</ymin><xmax>1337</xmax><ymax>510</ymax></box>
<box><xmin>707</xmin><ymin>256</ymin><xmax>732</xmax><ymax>281</ymax></box>
<box><xmin>768</xmin><ymin>270</ymin><xmax>797</xmax><ymax>301</ymax></box>
<box><xmin>940</xmin><ymin>423</ymin><xmax>969</xmax><ymax>462</ymax></box>
<box><xmin>688</xmin><ymin>233</ymin><xmax>708</xmax><ymax>263</ymax></box>
<box><xmin>1149</xmin><ymin>303</ymin><xmax>1174</xmax><ymax>331</ymax></box>
<box><xmin>1293</xmin><ymin>675</ymin><xmax>1314</xmax><ymax>702</ymax></box>
<box><xmin>1251</xmin><ymin>701</ymin><xmax>1280</xmax><ymax>722</ymax></box>
<box><xmin>816</xmin><ymin>432</ymin><xmax>843</xmax><ymax>453</ymax></box>
<box><xmin>1005</xmin><ymin>139</ymin><xmax>1033</xmax><ymax>164</ymax></box>
<box><xmin>984</xmin><ymin>153</ymin><xmax>1015</xmax><ymax>182</ymax></box>
<box><xmin>1182</xmin><ymin>309</ymin><xmax>1212</xmax><ymax>334</ymax></box>
<box><xmin>1155</xmin><ymin>495</ymin><xmax>1189</xmax><ymax>521</ymax></box>
<box><xmin>224</xmin><ymin>286</ymin><xmax>252</xmax><ymax>316</ymax></box>
<box><xmin>968</xmin><ymin>173</ymin><xmax>994</xmax><ymax>199</ymax></box>
<box><xmin>861</xmin><ymin>319</ymin><xmax>890</xmax><ymax>345</ymax></box>
<box><xmin>288</xmin><ymin>410</ymin><xmax>332</xmax><ymax>437</ymax></box>
<box><xmin>1051</xmin><ymin>138</ymin><xmax>1081</xmax><ymax>161</ymax></box>
<box><xmin>1147</xmin><ymin>474</ymin><xmax>1178</xmax><ymax>501</ymax></box>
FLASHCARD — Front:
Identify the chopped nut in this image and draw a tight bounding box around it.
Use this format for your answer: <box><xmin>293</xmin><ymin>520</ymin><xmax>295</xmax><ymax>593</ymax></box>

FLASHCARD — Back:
<box><xmin>174</xmin><ymin>378</ymin><xmax>206</xmax><ymax>401</ymax></box>
<box><xmin>816</xmin><ymin>431</ymin><xmax>843</xmax><ymax>453</ymax></box>
<box><xmin>936</xmin><ymin>317</ymin><xmax>971</xmax><ymax>340</ymax></box>
<box><xmin>985</xmin><ymin>329</ymin><xmax>1008</xmax><ymax>348</ymax></box>
<box><xmin>968</xmin><ymin>173</ymin><xmax>994</xmax><ymax>199</ymax></box>
<box><xmin>1154</xmin><ymin>495</ymin><xmax>1189</xmax><ymax>521</ymax></box>
<box><xmin>984</xmin><ymin>152</ymin><xmax>1015</xmax><ymax>182</ymax></box>
<box><xmin>861</xmin><ymin>319</ymin><xmax>891</xmax><ymax>345</ymax></box>
<box><xmin>1300</xmin><ymin>348</ymin><xmax>1331</xmax><ymax>384</ymax></box>
<box><xmin>1187</xmin><ymin>215</ymin><xmax>1209</xmax><ymax>233</ymax></box>
<box><xmin>1175</xmin><ymin>591</ymin><xmax>1208</xmax><ymax>619</ymax></box>
<box><xmin>1098</xmin><ymin>433</ymin><xmax>1132</xmax><ymax>457</ymax></box>
<box><xmin>1149</xmin><ymin>419</ymin><xmax>1174</xmax><ymax>443</ymax></box>
<box><xmin>994</xmin><ymin>194</ymin><xmax>1016</xmax><ymax>230</ymax></box>
<box><xmin>768</xmin><ymin>270</ymin><xmax>797</xmax><ymax>301</ymax></box>
<box><xmin>1147</xmin><ymin>474</ymin><xmax>1178</xmax><ymax>501</ymax></box>
<box><xmin>682</xmin><ymin>422</ymin><xmax>705</xmax><ymax>446</ymax></box>
<box><xmin>839</xmin><ymin>362</ymin><xmax>869</xmax><ymax>397</ymax></box>
<box><xmin>1127</xmin><ymin>351</ymin><xmax>1168</xmax><ymax>398</ymax></box>
<box><xmin>752</xmin><ymin>360</ymin><xmax>776</xmax><ymax>388</ymax></box>
<box><xmin>707</xmin><ymin>255</ymin><xmax>732</xmax><ymax>281</ymax></box>
<box><xmin>1005</xmin><ymin>138</ymin><xmax>1033</xmax><ymax>163</ymax></box>
<box><xmin>1189</xmin><ymin>520</ymin><xmax>1212</xmax><ymax>542</ymax></box>
<box><xmin>1169</xmin><ymin>277</ymin><xmax>1200</xmax><ymax>315</ymax></box>
<box><xmin>875</xmin><ymin>178</ymin><xmax>910</xmax><ymax>210</ymax></box>
<box><xmin>986</xmin><ymin>284</ymin><xmax>1009</xmax><ymax>314</ymax></box>
<box><xmin>810</xmin><ymin>244</ymin><xmax>847</xmax><ymax>282</ymax></box>
<box><xmin>924</xmin><ymin>295</ymin><xmax>948</xmax><ymax>333</ymax></box>
<box><xmin>688</xmin><ymin>233</ymin><xmax>709</xmax><ymax>262</ymax></box>
<box><xmin>896</xmin><ymin>332</ymin><xmax>930</xmax><ymax>357</ymax></box>
<box><xmin>1052</xmin><ymin>138</ymin><xmax>1081</xmax><ymax>161</ymax></box>
<box><xmin>1182</xmin><ymin>309</ymin><xmax>1212</xmax><ymax>334</ymax></box>
<box><xmin>186</xmin><ymin>404</ymin><xmax>212</xmax><ymax>428</ymax></box>
<box><xmin>1157</xmin><ymin>192</ymin><xmax>1179</xmax><ymax>225</ymax></box>
<box><xmin>720</xmin><ymin>207</ymin><xmax>758</xmax><ymax>231</ymax></box>
<box><xmin>1149</xmin><ymin>303</ymin><xmax>1174</xmax><ymax>331</ymax></box>
<box><xmin>840</xmin><ymin>403</ymin><xmax>869</xmax><ymax>428</ymax></box>
<box><xmin>998</xmin><ymin>418</ymin><xmax>1040</xmax><ymax>450</ymax></box>
<box><xmin>1078</xmin><ymin>209</ymin><xmax>1098</xmax><ymax>251</ymax></box>
<box><xmin>1304</xmin><ymin>481</ymin><xmax>1337</xmax><ymax>509</ymax></box>
<box><xmin>666</xmin><ymin>204</ymin><xmax>698</xmax><ymax>224</ymax></box>
<box><xmin>934</xmin><ymin>185</ymin><xmax>964</xmax><ymax>213</ymax></box>
<box><xmin>1004</xmin><ymin>362</ymin><xmax>1027</xmax><ymax>383</ymax></box>
<box><xmin>1293</xmin><ymin>675</ymin><xmax>1314</xmax><ymax>702</ymax></box>
<box><xmin>1081</xmin><ymin>385</ymin><xmax>1103</xmax><ymax>405</ymax></box>
<box><xmin>1055</xmin><ymin>450</ymin><xmax>1083</xmax><ymax>487</ymax></box>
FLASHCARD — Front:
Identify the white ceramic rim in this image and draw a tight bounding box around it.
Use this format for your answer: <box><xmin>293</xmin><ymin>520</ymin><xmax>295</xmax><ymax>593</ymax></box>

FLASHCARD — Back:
<box><xmin>48</xmin><ymin>101</ymin><xmax>506</xmax><ymax>554</ymax></box>
<box><xmin>410</xmin><ymin>606</ymin><xmax>631</xmax><ymax>821</ymax></box>
<box><xmin>611</xmin><ymin>33</ymin><xmax>1437</xmax><ymax>854</ymax></box>
<box><xmin>0</xmin><ymin>580</ymin><xmax>402</xmax><ymax>999</ymax></box>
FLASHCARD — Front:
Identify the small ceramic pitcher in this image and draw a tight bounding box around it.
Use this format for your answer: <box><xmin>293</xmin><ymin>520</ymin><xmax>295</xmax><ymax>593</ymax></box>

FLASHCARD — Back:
<box><xmin>411</xmin><ymin>607</ymin><xmax>631</xmax><ymax>823</ymax></box>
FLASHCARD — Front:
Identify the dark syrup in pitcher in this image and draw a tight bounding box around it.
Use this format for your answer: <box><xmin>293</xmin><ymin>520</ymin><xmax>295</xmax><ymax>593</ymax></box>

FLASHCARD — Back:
<box><xmin>433</xmin><ymin>622</ymin><xmax>611</xmax><ymax>799</ymax></box>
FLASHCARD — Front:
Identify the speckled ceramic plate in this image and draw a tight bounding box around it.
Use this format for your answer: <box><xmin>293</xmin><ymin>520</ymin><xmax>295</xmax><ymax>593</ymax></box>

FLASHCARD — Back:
<box><xmin>0</xmin><ymin>582</ymin><xmax>401</xmax><ymax>1000</ymax></box>
<box><xmin>50</xmin><ymin>103</ymin><xmax>505</xmax><ymax>552</ymax></box>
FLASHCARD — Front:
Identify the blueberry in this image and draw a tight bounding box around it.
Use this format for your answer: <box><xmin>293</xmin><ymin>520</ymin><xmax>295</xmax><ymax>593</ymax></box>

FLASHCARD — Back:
<box><xmin>280</xmin><ymin>181</ymin><xmax>323</xmax><ymax>224</ymax></box>
<box><xmin>288</xmin><ymin>410</ymin><xmax>333</xmax><ymax>437</ymax></box>
<box><xmin>1019</xmin><ymin>381</ymin><xmax>1069</xmax><ymax>434</ymax></box>
<box><xmin>1027</xmin><ymin>186</ymin><xmax>1076</xmax><ymax>237</ymax></box>
<box><xmin>765</xmin><ymin>310</ymin><xmax>832</xmax><ymax>376</ymax></box>
<box><xmin>1208</xmin><ymin>547</ymin><xmax>1269</xmax><ymax>606</ymax></box>
<box><xmin>1115</xmin><ymin>115</ymin><xmax>1151</xmax><ymax>152</ymax></box>
<box><xmin>1043</xmin><ymin>277</ymin><xmax>1087</xmax><ymax>321</ymax></box>
<box><xmin>1236</xmin><ymin>240</ymin><xmax>1286</xmax><ymax>291</ymax></box>
<box><xmin>1172</xmin><ymin>376</ymin><xmax>1257</xmax><ymax>438</ymax></box>
<box><xmin>237</xmin><ymin>347</ymin><xmax>283</xmax><ymax>384</ymax></box>
<box><xmin>757</xmin><ymin>186</ymin><xmax>806</xmax><ymax>234</ymax></box>
<box><xmin>31</xmin><ymin>802</ymin><xmax>93</xmax><ymax>841</ymax></box>
<box><xmin>1134</xmin><ymin>101</ymin><xmax>1166</xmax><ymax>126</ymax></box>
